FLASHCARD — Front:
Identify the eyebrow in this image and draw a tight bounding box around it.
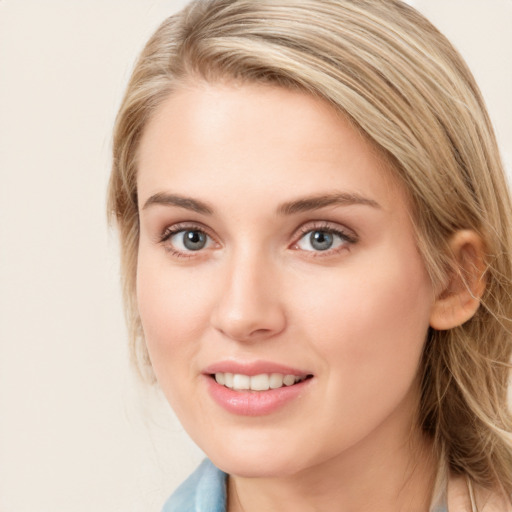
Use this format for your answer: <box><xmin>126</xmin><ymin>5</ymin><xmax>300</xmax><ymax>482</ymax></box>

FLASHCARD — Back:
<box><xmin>277</xmin><ymin>192</ymin><xmax>381</xmax><ymax>215</ymax></box>
<box><xmin>142</xmin><ymin>193</ymin><xmax>213</xmax><ymax>215</ymax></box>
<box><xmin>141</xmin><ymin>191</ymin><xmax>380</xmax><ymax>215</ymax></box>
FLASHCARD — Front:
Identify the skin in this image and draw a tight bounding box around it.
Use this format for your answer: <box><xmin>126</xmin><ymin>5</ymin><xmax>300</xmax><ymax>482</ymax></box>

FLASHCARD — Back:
<box><xmin>136</xmin><ymin>82</ymin><xmax>441</xmax><ymax>512</ymax></box>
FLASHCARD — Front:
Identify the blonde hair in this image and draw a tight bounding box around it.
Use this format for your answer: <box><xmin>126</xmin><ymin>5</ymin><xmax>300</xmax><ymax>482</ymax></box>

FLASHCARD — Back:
<box><xmin>108</xmin><ymin>0</ymin><xmax>512</xmax><ymax>496</ymax></box>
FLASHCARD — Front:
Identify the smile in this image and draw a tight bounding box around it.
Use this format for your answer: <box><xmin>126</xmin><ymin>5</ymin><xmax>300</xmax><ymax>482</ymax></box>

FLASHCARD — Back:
<box><xmin>213</xmin><ymin>372</ymin><xmax>308</xmax><ymax>391</ymax></box>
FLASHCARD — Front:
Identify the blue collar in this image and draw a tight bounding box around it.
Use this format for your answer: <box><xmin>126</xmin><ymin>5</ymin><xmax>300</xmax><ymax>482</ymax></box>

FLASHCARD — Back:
<box><xmin>162</xmin><ymin>459</ymin><xmax>227</xmax><ymax>512</ymax></box>
<box><xmin>162</xmin><ymin>459</ymin><xmax>448</xmax><ymax>512</ymax></box>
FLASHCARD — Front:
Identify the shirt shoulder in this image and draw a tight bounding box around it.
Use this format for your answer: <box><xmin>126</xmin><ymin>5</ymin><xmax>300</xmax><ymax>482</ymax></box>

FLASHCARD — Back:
<box><xmin>161</xmin><ymin>459</ymin><xmax>227</xmax><ymax>512</ymax></box>
<box><xmin>448</xmin><ymin>474</ymin><xmax>512</xmax><ymax>512</ymax></box>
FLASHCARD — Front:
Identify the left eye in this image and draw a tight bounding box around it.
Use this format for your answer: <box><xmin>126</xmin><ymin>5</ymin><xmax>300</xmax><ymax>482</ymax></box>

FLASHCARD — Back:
<box><xmin>168</xmin><ymin>229</ymin><xmax>213</xmax><ymax>252</ymax></box>
<box><xmin>296</xmin><ymin>229</ymin><xmax>348</xmax><ymax>252</ymax></box>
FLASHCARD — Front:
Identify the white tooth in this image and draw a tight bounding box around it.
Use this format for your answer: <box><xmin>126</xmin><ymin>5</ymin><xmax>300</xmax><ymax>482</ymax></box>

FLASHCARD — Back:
<box><xmin>250</xmin><ymin>374</ymin><xmax>270</xmax><ymax>391</ymax></box>
<box><xmin>283</xmin><ymin>374</ymin><xmax>296</xmax><ymax>386</ymax></box>
<box><xmin>224</xmin><ymin>373</ymin><xmax>234</xmax><ymax>388</ymax></box>
<box><xmin>233</xmin><ymin>374</ymin><xmax>250</xmax><ymax>390</ymax></box>
<box><xmin>215</xmin><ymin>373</ymin><xmax>225</xmax><ymax>385</ymax></box>
<box><xmin>269</xmin><ymin>373</ymin><xmax>284</xmax><ymax>389</ymax></box>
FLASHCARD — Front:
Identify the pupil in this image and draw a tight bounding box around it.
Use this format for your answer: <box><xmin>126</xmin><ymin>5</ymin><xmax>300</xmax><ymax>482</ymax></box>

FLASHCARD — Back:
<box><xmin>310</xmin><ymin>231</ymin><xmax>333</xmax><ymax>251</ymax></box>
<box><xmin>184</xmin><ymin>230</ymin><xmax>206</xmax><ymax>250</ymax></box>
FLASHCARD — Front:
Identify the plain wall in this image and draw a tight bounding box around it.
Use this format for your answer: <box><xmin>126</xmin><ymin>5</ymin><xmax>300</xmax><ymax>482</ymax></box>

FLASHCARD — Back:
<box><xmin>0</xmin><ymin>1</ymin><xmax>510</xmax><ymax>511</ymax></box>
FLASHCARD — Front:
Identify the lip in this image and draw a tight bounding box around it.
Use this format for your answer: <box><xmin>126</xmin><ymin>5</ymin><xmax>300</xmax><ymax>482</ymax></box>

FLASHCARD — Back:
<box><xmin>203</xmin><ymin>360</ymin><xmax>311</xmax><ymax>377</ymax></box>
<box><xmin>203</xmin><ymin>360</ymin><xmax>314</xmax><ymax>416</ymax></box>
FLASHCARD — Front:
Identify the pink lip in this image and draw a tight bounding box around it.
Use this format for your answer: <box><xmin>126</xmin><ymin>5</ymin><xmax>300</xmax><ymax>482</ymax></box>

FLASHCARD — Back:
<box><xmin>203</xmin><ymin>360</ymin><xmax>310</xmax><ymax>377</ymax></box>
<box><xmin>203</xmin><ymin>360</ymin><xmax>314</xmax><ymax>416</ymax></box>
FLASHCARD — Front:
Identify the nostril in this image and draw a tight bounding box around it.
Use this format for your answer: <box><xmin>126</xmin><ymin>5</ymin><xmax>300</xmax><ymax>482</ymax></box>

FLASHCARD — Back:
<box><xmin>249</xmin><ymin>328</ymin><xmax>273</xmax><ymax>337</ymax></box>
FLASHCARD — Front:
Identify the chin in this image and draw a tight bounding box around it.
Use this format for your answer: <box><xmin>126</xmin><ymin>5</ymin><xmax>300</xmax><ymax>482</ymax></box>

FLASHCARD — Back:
<box><xmin>213</xmin><ymin>457</ymin><xmax>300</xmax><ymax>479</ymax></box>
<box><xmin>203</xmin><ymin>440</ymin><xmax>311</xmax><ymax>479</ymax></box>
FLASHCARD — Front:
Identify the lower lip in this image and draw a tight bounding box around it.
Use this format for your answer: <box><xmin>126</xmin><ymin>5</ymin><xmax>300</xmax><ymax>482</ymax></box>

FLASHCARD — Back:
<box><xmin>205</xmin><ymin>376</ymin><xmax>312</xmax><ymax>416</ymax></box>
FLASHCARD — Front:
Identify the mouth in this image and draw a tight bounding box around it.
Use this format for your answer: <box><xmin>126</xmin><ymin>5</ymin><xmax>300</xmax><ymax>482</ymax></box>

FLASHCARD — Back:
<box><xmin>203</xmin><ymin>361</ymin><xmax>314</xmax><ymax>415</ymax></box>
<box><xmin>210</xmin><ymin>372</ymin><xmax>313</xmax><ymax>392</ymax></box>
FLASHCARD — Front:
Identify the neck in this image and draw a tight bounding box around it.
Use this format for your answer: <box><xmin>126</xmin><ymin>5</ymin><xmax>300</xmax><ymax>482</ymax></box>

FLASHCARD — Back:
<box><xmin>228</xmin><ymin>417</ymin><xmax>437</xmax><ymax>512</ymax></box>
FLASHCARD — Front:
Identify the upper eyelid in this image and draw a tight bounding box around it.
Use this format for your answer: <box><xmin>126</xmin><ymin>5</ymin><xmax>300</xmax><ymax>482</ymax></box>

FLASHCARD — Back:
<box><xmin>155</xmin><ymin>220</ymin><xmax>358</xmax><ymax>248</ymax></box>
<box><xmin>152</xmin><ymin>226</ymin><xmax>217</xmax><ymax>257</ymax></box>
<box><xmin>157</xmin><ymin>224</ymin><xmax>218</xmax><ymax>257</ymax></box>
<box><xmin>292</xmin><ymin>221</ymin><xmax>358</xmax><ymax>242</ymax></box>
<box><xmin>159</xmin><ymin>222</ymin><xmax>215</xmax><ymax>241</ymax></box>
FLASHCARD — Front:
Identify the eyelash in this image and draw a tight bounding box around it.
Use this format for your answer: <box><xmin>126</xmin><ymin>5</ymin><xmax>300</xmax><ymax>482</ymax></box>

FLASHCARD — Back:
<box><xmin>158</xmin><ymin>223</ymin><xmax>217</xmax><ymax>259</ymax></box>
<box><xmin>292</xmin><ymin>222</ymin><xmax>358</xmax><ymax>256</ymax></box>
<box><xmin>157</xmin><ymin>221</ymin><xmax>358</xmax><ymax>258</ymax></box>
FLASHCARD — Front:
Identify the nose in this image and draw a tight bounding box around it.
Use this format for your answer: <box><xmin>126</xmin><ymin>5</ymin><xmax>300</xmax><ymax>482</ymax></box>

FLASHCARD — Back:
<box><xmin>210</xmin><ymin>250</ymin><xmax>287</xmax><ymax>342</ymax></box>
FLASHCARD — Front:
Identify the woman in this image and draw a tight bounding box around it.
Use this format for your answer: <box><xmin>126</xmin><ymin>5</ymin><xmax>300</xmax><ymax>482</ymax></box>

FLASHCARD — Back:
<box><xmin>108</xmin><ymin>0</ymin><xmax>512</xmax><ymax>510</ymax></box>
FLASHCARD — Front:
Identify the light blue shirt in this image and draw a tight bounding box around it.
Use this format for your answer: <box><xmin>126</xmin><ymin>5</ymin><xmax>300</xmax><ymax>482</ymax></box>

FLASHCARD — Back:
<box><xmin>162</xmin><ymin>459</ymin><xmax>448</xmax><ymax>512</ymax></box>
<box><xmin>162</xmin><ymin>459</ymin><xmax>227</xmax><ymax>512</ymax></box>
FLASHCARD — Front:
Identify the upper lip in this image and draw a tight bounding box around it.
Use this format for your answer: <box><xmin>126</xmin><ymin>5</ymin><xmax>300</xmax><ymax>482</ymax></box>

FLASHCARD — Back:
<box><xmin>203</xmin><ymin>360</ymin><xmax>312</xmax><ymax>377</ymax></box>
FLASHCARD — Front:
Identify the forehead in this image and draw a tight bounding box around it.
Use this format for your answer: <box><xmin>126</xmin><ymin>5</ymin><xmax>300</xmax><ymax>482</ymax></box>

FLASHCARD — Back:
<box><xmin>136</xmin><ymin>81</ymin><xmax>406</xmax><ymax>214</ymax></box>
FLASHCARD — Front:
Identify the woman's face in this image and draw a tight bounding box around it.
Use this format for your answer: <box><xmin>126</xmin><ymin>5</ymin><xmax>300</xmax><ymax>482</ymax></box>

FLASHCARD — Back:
<box><xmin>136</xmin><ymin>82</ymin><xmax>436</xmax><ymax>478</ymax></box>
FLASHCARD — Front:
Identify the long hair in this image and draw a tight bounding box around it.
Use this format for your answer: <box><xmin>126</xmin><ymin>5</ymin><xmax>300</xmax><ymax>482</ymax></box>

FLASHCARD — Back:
<box><xmin>108</xmin><ymin>0</ymin><xmax>512</xmax><ymax>494</ymax></box>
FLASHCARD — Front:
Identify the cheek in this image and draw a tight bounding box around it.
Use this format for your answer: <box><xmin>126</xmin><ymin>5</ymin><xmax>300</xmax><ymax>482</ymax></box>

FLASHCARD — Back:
<box><xmin>292</xmin><ymin>247</ymin><xmax>433</xmax><ymax>387</ymax></box>
<box><xmin>136</xmin><ymin>257</ymin><xmax>220</xmax><ymax>426</ymax></box>
<box><xmin>135</xmin><ymin>253</ymin><xmax>212</xmax><ymax>379</ymax></box>
<box><xmin>286</xmin><ymin>256</ymin><xmax>433</xmax><ymax>450</ymax></box>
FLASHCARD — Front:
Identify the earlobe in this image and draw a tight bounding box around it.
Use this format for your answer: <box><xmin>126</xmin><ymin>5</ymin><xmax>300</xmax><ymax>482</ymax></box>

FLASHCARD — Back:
<box><xmin>429</xmin><ymin>230</ymin><xmax>487</xmax><ymax>331</ymax></box>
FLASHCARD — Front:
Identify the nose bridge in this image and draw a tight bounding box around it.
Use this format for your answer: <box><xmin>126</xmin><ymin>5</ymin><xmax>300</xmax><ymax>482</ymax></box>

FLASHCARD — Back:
<box><xmin>211</xmin><ymin>243</ymin><xmax>285</xmax><ymax>341</ymax></box>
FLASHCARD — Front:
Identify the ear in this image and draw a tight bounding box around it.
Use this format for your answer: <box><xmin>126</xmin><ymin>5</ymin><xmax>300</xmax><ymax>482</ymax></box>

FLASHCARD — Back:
<box><xmin>429</xmin><ymin>230</ymin><xmax>487</xmax><ymax>331</ymax></box>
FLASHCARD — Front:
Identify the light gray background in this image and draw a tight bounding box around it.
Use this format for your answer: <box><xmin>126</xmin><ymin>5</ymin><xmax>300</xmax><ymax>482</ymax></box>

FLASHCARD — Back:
<box><xmin>0</xmin><ymin>1</ymin><xmax>511</xmax><ymax>511</ymax></box>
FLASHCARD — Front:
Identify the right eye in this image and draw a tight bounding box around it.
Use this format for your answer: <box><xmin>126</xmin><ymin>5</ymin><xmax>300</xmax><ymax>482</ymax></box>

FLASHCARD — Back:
<box><xmin>296</xmin><ymin>229</ymin><xmax>347</xmax><ymax>252</ymax></box>
<box><xmin>160</xmin><ymin>227</ymin><xmax>215</xmax><ymax>256</ymax></box>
